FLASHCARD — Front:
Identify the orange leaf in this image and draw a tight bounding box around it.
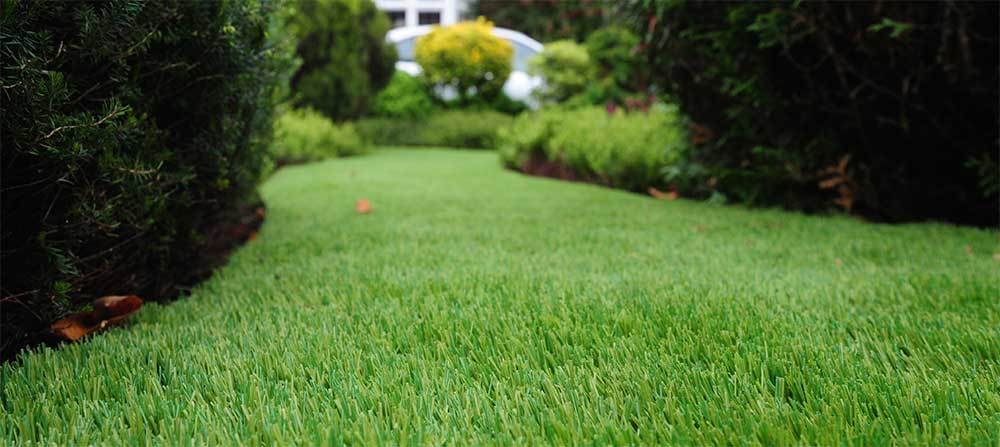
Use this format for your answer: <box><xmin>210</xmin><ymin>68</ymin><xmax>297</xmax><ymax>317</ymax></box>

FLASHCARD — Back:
<box><xmin>51</xmin><ymin>295</ymin><xmax>143</xmax><ymax>342</ymax></box>
<box><xmin>818</xmin><ymin>177</ymin><xmax>846</xmax><ymax>190</ymax></box>
<box><xmin>649</xmin><ymin>187</ymin><xmax>679</xmax><ymax>201</ymax></box>
<box><xmin>50</xmin><ymin>316</ymin><xmax>92</xmax><ymax>341</ymax></box>
<box><xmin>355</xmin><ymin>199</ymin><xmax>372</xmax><ymax>214</ymax></box>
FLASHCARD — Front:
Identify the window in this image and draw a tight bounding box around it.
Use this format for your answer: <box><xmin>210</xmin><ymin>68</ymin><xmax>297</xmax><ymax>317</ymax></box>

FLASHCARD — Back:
<box><xmin>418</xmin><ymin>11</ymin><xmax>440</xmax><ymax>25</ymax></box>
<box><xmin>385</xmin><ymin>10</ymin><xmax>406</xmax><ymax>28</ymax></box>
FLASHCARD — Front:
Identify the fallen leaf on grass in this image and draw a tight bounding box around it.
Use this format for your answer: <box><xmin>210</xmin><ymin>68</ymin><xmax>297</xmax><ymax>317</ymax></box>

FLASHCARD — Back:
<box><xmin>355</xmin><ymin>199</ymin><xmax>372</xmax><ymax>214</ymax></box>
<box><xmin>964</xmin><ymin>245</ymin><xmax>973</xmax><ymax>256</ymax></box>
<box><xmin>835</xmin><ymin>258</ymin><xmax>843</xmax><ymax>267</ymax></box>
<box><xmin>648</xmin><ymin>187</ymin><xmax>678</xmax><ymax>201</ymax></box>
<box><xmin>50</xmin><ymin>295</ymin><xmax>144</xmax><ymax>341</ymax></box>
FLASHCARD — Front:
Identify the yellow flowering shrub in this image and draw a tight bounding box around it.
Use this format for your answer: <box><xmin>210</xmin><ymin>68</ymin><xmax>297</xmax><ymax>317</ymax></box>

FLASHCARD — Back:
<box><xmin>414</xmin><ymin>17</ymin><xmax>513</xmax><ymax>100</ymax></box>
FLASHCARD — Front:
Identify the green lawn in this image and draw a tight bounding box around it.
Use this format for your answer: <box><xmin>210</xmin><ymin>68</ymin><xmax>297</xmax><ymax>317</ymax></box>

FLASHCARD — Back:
<box><xmin>3</xmin><ymin>149</ymin><xmax>998</xmax><ymax>445</ymax></box>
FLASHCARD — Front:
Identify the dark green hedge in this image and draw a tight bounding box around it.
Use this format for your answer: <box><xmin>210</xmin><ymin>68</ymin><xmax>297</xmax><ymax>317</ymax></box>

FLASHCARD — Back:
<box><xmin>356</xmin><ymin>110</ymin><xmax>514</xmax><ymax>149</ymax></box>
<box><xmin>283</xmin><ymin>0</ymin><xmax>396</xmax><ymax>121</ymax></box>
<box><xmin>1</xmin><ymin>0</ymin><xmax>285</xmax><ymax>359</ymax></box>
<box><xmin>626</xmin><ymin>0</ymin><xmax>998</xmax><ymax>225</ymax></box>
<box><xmin>471</xmin><ymin>0</ymin><xmax>609</xmax><ymax>43</ymax></box>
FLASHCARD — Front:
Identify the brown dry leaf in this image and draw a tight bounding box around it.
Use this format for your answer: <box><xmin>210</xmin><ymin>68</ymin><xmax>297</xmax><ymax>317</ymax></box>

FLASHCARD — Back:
<box><xmin>693</xmin><ymin>225</ymin><xmax>707</xmax><ymax>233</ymax></box>
<box><xmin>248</xmin><ymin>231</ymin><xmax>258</xmax><ymax>241</ymax></box>
<box><xmin>50</xmin><ymin>317</ymin><xmax>91</xmax><ymax>341</ymax></box>
<box><xmin>832</xmin><ymin>196</ymin><xmax>854</xmax><ymax>211</ymax></box>
<box><xmin>993</xmin><ymin>252</ymin><xmax>1000</xmax><ymax>262</ymax></box>
<box><xmin>355</xmin><ymin>199</ymin><xmax>372</xmax><ymax>214</ymax></box>
<box><xmin>689</xmin><ymin>123</ymin><xmax>715</xmax><ymax>145</ymax></box>
<box><xmin>835</xmin><ymin>258</ymin><xmax>843</xmax><ymax>267</ymax></box>
<box><xmin>648</xmin><ymin>187</ymin><xmax>678</xmax><ymax>201</ymax></box>
<box><xmin>964</xmin><ymin>245</ymin><xmax>974</xmax><ymax>256</ymax></box>
<box><xmin>818</xmin><ymin>177</ymin><xmax>846</xmax><ymax>189</ymax></box>
<box><xmin>51</xmin><ymin>295</ymin><xmax>143</xmax><ymax>342</ymax></box>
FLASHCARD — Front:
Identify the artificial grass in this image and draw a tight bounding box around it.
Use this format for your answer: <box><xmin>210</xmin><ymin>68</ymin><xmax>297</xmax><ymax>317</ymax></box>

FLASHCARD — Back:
<box><xmin>2</xmin><ymin>149</ymin><xmax>998</xmax><ymax>445</ymax></box>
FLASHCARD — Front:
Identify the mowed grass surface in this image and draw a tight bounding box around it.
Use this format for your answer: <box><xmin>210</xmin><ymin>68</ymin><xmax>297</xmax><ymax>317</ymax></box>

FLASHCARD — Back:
<box><xmin>3</xmin><ymin>149</ymin><xmax>999</xmax><ymax>445</ymax></box>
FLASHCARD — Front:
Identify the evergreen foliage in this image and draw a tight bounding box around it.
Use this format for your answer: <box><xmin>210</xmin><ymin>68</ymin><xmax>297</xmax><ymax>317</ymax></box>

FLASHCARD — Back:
<box><xmin>624</xmin><ymin>0</ymin><xmax>999</xmax><ymax>224</ymax></box>
<box><xmin>283</xmin><ymin>0</ymin><xmax>396</xmax><ymax>121</ymax></box>
<box><xmin>1</xmin><ymin>0</ymin><xmax>286</xmax><ymax>359</ymax></box>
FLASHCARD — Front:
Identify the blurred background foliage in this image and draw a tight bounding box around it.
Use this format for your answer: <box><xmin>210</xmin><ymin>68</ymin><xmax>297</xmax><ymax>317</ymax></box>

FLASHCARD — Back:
<box><xmin>280</xmin><ymin>0</ymin><xmax>396</xmax><ymax>121</ymax></box>
<box><xmin>414</xmin><ymin>17</ymin><xmax>512</xmax><ymax>103</ymax></box>
<box><xmin>471</xmin><ymin>0</ymin><xmax>610</xmax><ymax>42</ymax></box>
<box><xmin>619</xmin><ymin>0</ymin><xmax>998</xmax><ymax>225</ymax></box>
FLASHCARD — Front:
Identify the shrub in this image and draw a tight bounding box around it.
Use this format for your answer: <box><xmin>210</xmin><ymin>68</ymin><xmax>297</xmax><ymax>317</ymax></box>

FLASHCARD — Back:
<box><xmin>1</xmin><ymin>0</ymin><xmax>285</xmax><ymax>359</ymax></box>
<box><xmin>579</xmin><ymin>27</ymin><xmax>646</xmax><ymax>106</ymax></box>
<box><xmin>440</xmin><ymin>91</ymin><xmax>530</xmax><ymax>115</ymax></box>
<box><xmin>470</xmin><ymin>0</ymin><xmax>609</xmax><ymax>42</ymax></box>
<box><xmin>372</xmin><ymin>72</ymin><xmax>436</xmax><ymax>119</ymax></box>
<box><xmin>623</xmin><ymin>1</ymin><xmax>999</xmax><ymax>224</ymax></box>
<box><xmin>498</xmin><ymin>106</ymin><xmax>689</xmax><ymax>190</ymax></box>
<box><xmin>356</xmin><ymin>110</ymin><xmax>514</xmax><ymax>149</ymax></box>
<box><xmin>415</xmin><ymin>18</ymin><xmax>513</xmax><ymax>102</ymax></box>
<box><xmin>283</xmin><ymin>0</ymin><xmax>396</xmax><ymax>121</ymax></box>
<box><xmin>527</xmin><ymin>40</ymin><xmax>591</xmax><ymax>103</ymax></box>
<box><xmin>273</xmin><ymin>109</ymin><xmax>368</xmax><ymax>162</ymax></box>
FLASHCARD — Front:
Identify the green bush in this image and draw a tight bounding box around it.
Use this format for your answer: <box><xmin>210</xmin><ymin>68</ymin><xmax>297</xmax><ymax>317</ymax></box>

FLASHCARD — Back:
<box><xmin>357</xmin><ymin>110</ymin><xmax>514</xmax><ymax>149</ymax></box>
<box><xmin>372</xmin><ymin>72</ymin><xmax>436</xmax><ymax>119</ymax></box>
<box><xmin>414</xmin><ymin>18</ymin><xmax>512</xmax><ymax>102</ymax></box>
<box><xmin>624</xmin><ymin>1</ymin><xmax>999</xmax><ymax>224</ymax></box>
<box><xmin>283</xmin><ymin>0</ymin><xmax>396</xmax><ymax>121</ymax></box>
<box><xmin>527</xmin><ymin>40</ymin><xmax>591</xmax><ymax>103</ymax></box>
<box><xmin>471</xmin><ymin>0</ymin><xmax>609</xmax><ymax>42</ymax></box>
<box><xmin>439</xmin><ymin>92</ymin><xmax>529</xmax><ymax>116</ymax></box>
<box><xmin>273</xmin><ymin>109</ymin><xmax>367</xmax><ymax>161</ymax></box>
<box><xmin>1</xmin><ymin>0</ymin><xmax>286</xmax><ymax>359</ymax></box>
<box><xmin>578</xmin><ymin>27</ymin><xmax>646</xmax><ymax>106</ymax></box>
<box><xmin>498</xmin><ymin>106</ymin><xmax>689</xmax><ymax>190</ymax></box>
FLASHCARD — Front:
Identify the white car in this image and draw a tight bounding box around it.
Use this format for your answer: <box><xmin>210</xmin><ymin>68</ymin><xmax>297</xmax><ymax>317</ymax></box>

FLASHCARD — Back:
<box><xmin>386</xmin><ymin>25</ymin><xmax>544</xmax><ymax>106</ymax></box>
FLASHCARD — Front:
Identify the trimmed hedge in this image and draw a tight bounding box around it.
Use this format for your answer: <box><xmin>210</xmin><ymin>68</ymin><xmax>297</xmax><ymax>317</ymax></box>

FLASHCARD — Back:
<box><xmin>1</xmin><ymin>0</ymin><xmax>285</xmax><ymax>359</ymax></box>
<box><xmin>372</xmin><ymin>72</ymin><xmax>436</xmax><ymax>119</ymax></box>
<box><xmin>273</xmin><ymin>108</ymin><xmax>368</xmax><ymax>162</ymax></box>
<box><xmin>498</xmin><ymin>106</ymin><xmax>689</xmax><ymax>191</ymax></box>
<box><xmin>625</xmin><ymin>0</ymin><xmax>999</xmax><ymax>224</ymax></box>
<box><xmin>356</xmin><ymin>110</ymin><xmax>514</xmax><ymax>149</ymax></box>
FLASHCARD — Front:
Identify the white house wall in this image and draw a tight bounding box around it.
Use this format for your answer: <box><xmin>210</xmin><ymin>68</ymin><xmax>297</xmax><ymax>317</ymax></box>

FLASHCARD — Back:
<box><xmin>374</xmin><ymin>0</ymin><xmax>470</xmax><ymax>27</ymax></box>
